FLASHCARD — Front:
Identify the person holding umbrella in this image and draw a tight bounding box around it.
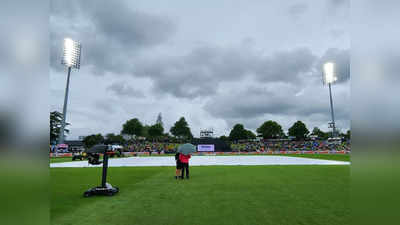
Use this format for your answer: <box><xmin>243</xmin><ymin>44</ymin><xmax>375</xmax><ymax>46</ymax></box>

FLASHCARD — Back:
<box><xmin>177</xmin><ymin>143</ymin><xmax>196</xmax><ymax>179</ymax></box>
<box><xmin>175</xmin><ymin>151</ymin><xmax>182</xmax><ymax>179</ymax></box>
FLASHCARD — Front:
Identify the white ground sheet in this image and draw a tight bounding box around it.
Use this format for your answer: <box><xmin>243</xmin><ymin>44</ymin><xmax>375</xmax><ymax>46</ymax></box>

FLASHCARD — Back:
<box><xmin>50</xmin><ymin>156</ymin><xmax>349</xmax><ymax>168</ymax></box>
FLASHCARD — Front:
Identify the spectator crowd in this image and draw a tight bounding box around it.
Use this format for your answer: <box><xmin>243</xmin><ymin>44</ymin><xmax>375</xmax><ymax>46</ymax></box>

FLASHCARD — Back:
<box><xmin>124</xmin><ymin>140</ymin><xmax>182</xmax><ymax>154</ymax></box>
<box><xmin>230</xmin><ymin>139</ymin><xmax>350</xmax><ymax>152</ymax></box>
<box><xmin>51</xmin><ymin>139</ymin><xmax>350</xmax><ymax>154</ymax></box>
<box><xmin>123</xmin><ymin>139</ymin><xmax>350</xmax><ymax>153</ymax></box>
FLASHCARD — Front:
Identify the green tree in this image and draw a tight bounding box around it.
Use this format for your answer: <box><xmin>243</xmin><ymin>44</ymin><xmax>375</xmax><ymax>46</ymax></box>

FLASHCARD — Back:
<box><xmin>121</xmin><ymin>118</ymin><xmax>143</xmax><ymax>138</ymax></box>
<box><xmin>246</xmin><ymin>130</ymin><xmax>257</xmax><ymax>139</ymax></box>
<box><xmin>229</xmin><ymin>124</ymin><xmax>248</xmax><ymax>141</ymax></box>
<box><xmin>346</xmin><ymin>130</ymin><xmax>350</xmax><ymax>140</ymax></box>
<box><xmin>219</xmin><ymin>135</ymin><xmax>230</xmax><ymax>143</ymax></box>
<box><xmin>83</xmin><ymin>134</ymin><xmax>104</xmax><ymax>148</ymax></box>
<box><xmin>256</xmin><ymin>120</ymin><xmax>284</xmax><ymax>139</ymax></box>
<box><xmin>170</xmin><ymin>117</ymin><xmax>193</xmax><ymax>139</ymax></box>
<box><xmin>105</xmin><ymin>133</ymin><xmax>125</xmax><ymax>145</ymax></box>
<box><xmin>50</xmin><ymin>111</ymin><xmax>69</xmax><ymax>144</ymax></box>
<box><xmin>156</xmin><ymin>112</ymin><xmax>163</xmax><ymax>127</ymax></box>
<box><xmin>288</xmin><ymin>121</ymin><xmax>309</xmax><ymax>140</ymax></box>
<box><xmin>142</xmin><ymin>125</ymin><xmax>150</xmax><ymax>139</ymax></box>
<box><xmin>148</xmin><ymin>123</ymin><xmax>164</xmax><ymax>140</ymax></box>
<box><xmin>311</xmin><ymin>127</ymin><xmax>328</xmax><ymax>139</ymax></box>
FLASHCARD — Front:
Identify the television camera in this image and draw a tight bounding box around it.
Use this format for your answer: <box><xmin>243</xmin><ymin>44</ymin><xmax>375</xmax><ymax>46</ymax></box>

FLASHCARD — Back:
<box><xmin>83</xmin><ymin>144</ymin><xmax>119</xmax><ymax>197</ymax></box>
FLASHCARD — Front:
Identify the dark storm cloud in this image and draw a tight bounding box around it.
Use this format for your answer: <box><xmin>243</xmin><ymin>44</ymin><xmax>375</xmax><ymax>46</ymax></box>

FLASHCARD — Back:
<box><xmin>288</xmin><ymin>3</ymin><xmax>309</xmax><ymax>18</ymax></box>
<box><xmin>132</xmin><ymin>45</ymin><xmax>256</xmax><ymax>98</ymax></box>
<box><xmin>50</xmin><ymin>0</ymin><xmax>350</xmax><ymax>137</ymax></box>
<box><xmin>205</xmin><ymin>83</ymin><xmax>349</xmax><ymax>125</ymax></box>
<box><xmin>50</xmin><ymin>0</ymin><xmax>176</xmax><ymax>74</ymax></box>
<box><xmin>88</xmin><ymin>4</ymin><xmax>175</xmax><ymax>48</ymax></box>
<box><xmin>51</xmin><ymin>0</ymin><xmax>328</xmax><ymax>100</ymax></box>
<box><xmin>204</xmin><ymin>48</ymin><xmax>350</xmax><ymax>124</ymax></box>
<box><xmin>106</xmin><ymin>82</ymin><xmax>144</xmax><ymax>98</ymax></box>
<box><xmin>133</xmin><ymin>46</ymin><xmax>316</xmax><ymax>99</ymax></box>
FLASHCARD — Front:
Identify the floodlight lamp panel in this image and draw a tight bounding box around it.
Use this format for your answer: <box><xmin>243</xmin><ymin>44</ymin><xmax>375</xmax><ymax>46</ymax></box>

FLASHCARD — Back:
<box><xmin>62</xmin><ymin>38</ymin><xmax>81</xmax><ymax>69</ymax></box>
<box><xmin>323</xmin><ymin>62</ymin><xmax>337</xmax><ymax>84</ymax></box>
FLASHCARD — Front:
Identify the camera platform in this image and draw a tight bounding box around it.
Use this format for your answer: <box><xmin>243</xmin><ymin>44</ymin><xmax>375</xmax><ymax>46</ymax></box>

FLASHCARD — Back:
<box><xmin>84</xmin><ymin>183</ymin><xmax>119</xmax><ymax>197</ymax></box>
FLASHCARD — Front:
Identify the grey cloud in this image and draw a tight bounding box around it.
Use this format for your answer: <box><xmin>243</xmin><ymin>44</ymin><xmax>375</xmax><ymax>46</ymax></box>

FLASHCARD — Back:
<box><xmin>288</xmin><ymin>3</ymin><xmax>309</xmax><ymax>18</ymax></box>
<box><xmin>205</xmin><ymin>86</ymin><xmax>310</xmax><ymax>119</ymax></box>
<box><xmin>132</xmin><ymin>45</ymin><xmax>255</xmax><ymax>98</ymax></box>
<box><xmin>133</xmin><ymin>46</ymin><xmax>316</xmax><ymax>99</ymax></box>
<box><xmin>329</xmin><ymin>0</ymin><xmax>349</xmax><ymax>7</ymax></box>
<box><xmin>50</xmin><ymin>0</ymin><xmax>176</xmax><ymax>74</ymax></box>
<box><xmin>106</xmin><ymin>82</ymin><xmax>145</xmax><ymax>98</ymax></box>
<box><xmin>94</xmin><ymin>100</ymin><xmax>115</xmax><ymax>114</ymax></box>
<box><xmin>51</xmin><ymin>0</ymin><xmax>320</xmax><ymax>100</ymax></box>
<box><xmin>204</xmin><ymin>48</ymin><xmax>350</xmax><ymax>126</ymax></box>
<box><xmin>254</xmin><ymin>48</ymin><xmax>316</xmax><ymax>83</ymax></box>
<box><xmin>69</xmin><ymin>107</ymin><xmax>110</xmax><ymax>123</ymax></box>
<box><xmin>88</xmin><ymin>4</ymin><xmax>175</xmax><ymax>48</ymax></box>
<box><xmin>49</xmin><ymin>1</ymin><xmax>351</xmax><ymax>138</ymax></box>
<box><xmin>327</xmin><ymin>0</ymin><xmax>350</xmax><ymax>16</ymax></box>
<box><xmin>329</xmin><ymin>28</ymin><xmax>346</xmax><ymax>39</ymax></box>
<box><xmin>50</xmin><ymin>0</ymin><xmax>81</xmax><ymax>19</ymax></box>
<box><xmin>205</xmin><ymin>83</ymin><xmax>349</xmax><ymax>129</ymax></box>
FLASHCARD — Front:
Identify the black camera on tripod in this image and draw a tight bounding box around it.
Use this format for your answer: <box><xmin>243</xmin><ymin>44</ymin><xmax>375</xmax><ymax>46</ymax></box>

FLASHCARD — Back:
<box><xmin>83</xmin><ymin>144</ymin><xmax>119</xmax><ymax>197</ymax></box>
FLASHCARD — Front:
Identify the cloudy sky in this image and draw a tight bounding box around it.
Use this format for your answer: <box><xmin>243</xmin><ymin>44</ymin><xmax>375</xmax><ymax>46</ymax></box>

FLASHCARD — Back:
<box><xmin>50</xmin><ymin>0</ymin><xmax>350</xmax><ymax>139</ymax></box>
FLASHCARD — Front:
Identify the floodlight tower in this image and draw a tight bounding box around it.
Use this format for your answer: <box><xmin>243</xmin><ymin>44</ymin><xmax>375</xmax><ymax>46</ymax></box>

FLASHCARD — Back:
<box><xmin>58</xmin><ymin>38</ymin><xmax>81</xmax><ymax>144</ymax></box>
<box><xmin>323</xmin><ymin>62</ymin><xmax>338</xmax><ymax>137</ymax></box>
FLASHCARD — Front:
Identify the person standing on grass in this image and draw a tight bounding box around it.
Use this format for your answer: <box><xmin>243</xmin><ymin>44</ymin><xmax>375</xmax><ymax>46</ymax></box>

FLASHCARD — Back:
<box><xmin>179</xmin><ymin>153</ymin><xmax>191</xmax><ymax>179</ymax></box>
<box><xmin>175</xmin><ymin>152</ymin><xmax>182</xmax><ymax>179</ymax></box>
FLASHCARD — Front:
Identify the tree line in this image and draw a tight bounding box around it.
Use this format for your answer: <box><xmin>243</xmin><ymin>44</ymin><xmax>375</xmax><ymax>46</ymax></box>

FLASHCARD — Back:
<box><xmin>83</xmin><ymin>116</ymin><xmax>193</xmax><ymax>148</ymax></box>
<box><xmin>226</xmin><ymin>120</ymin><xmax>350</xmax><ymax>142</ymax></box>
<box><xmin>50</xmin><ymin>111</ymin><xmax>350</xmax><ymax>148</ymax></box>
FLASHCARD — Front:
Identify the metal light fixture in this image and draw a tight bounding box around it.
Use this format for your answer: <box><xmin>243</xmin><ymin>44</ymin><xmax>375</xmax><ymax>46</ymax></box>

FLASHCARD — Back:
<box><xmin>323</xmin><ymin>62</ymin><xmax>337</xmax><ymax>84</ymax></box>
<box><xmin>322</xmin><ymin>62</ymin><xmax>337</xmax><ymax>137</ymax></box>
<box><xmin>62</xmin><ymin>38</ymin><xmax>81</xmax><ymax>69</ymax></box>
<box><xmin>58</xmin><ymin>38</ymin><xmax>81</xmax><ymax>145</ymax></box>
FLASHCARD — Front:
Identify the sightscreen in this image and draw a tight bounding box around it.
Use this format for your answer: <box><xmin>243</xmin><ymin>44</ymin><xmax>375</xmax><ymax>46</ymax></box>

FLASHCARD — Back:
<box><xmin>197</xmin><ymin>144</ymin><xmax>215</xmax><ymax>152</ymax></box>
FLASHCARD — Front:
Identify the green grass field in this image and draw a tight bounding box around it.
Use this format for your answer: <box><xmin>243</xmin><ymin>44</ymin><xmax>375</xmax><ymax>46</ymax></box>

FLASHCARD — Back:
<box><xmin>51</xmin><ymin>165</ymin><xmax>349</xmax><ymax>225</ymax></box>
<box><xmin>50</xmin><ymin>157</ymin><xmax>76</xmax><ymax>163</ymax></box>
